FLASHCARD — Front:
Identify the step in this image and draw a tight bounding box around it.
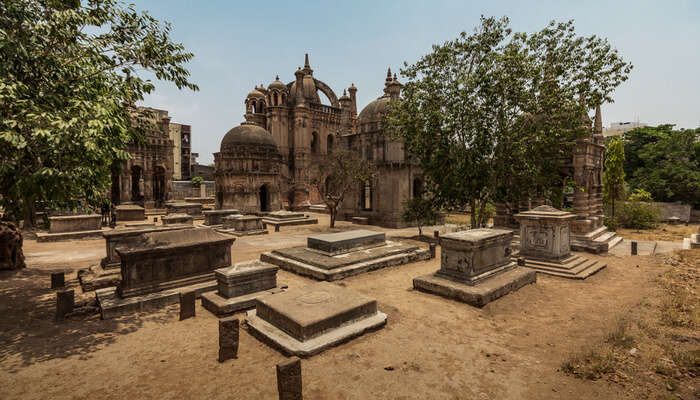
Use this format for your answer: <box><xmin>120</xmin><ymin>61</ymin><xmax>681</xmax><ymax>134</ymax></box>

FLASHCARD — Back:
<box><xmin>594</xmin><ymin>231</ymin><xmax>617</xmax><ymax>243</ymax></box>
<box><xmin>525</xmin><ymin>259</ymin><xmax>606</xmax><ymax>279</ymax></box>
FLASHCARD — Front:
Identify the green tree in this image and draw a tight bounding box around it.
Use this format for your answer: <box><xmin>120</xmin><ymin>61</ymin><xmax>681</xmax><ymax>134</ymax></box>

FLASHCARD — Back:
<box><xmin>387</xmin><ymin>17</ymin><xmax>631</xmax><ymax>228</ymax></box>
<box><xmin>309</xmin><ymin>149</ymin><xmax>377</xmax><ymax>228</ymax></box>
<box><xmin>603</xmin><ymin>137</ymin><xmax>626</xmax><ymax>217</ymax></box>
<box><xmin>191</xmin><ymin>176</ymin><xmax>204</xmax><ymax>187</ymax></box>
<box><xmin>0</xmin><ymin>0</ymin><xmax>198</xmax><ymax>226</ymax></box>
<box><xmin>623</xmin><ymin>126</ymin><xmax>700</xmax><ymax>207</ymax></box>
<box><xmin>401</xmin><ymin>197</ymin><xmax>440</xmax><ymax>236</ymax></box>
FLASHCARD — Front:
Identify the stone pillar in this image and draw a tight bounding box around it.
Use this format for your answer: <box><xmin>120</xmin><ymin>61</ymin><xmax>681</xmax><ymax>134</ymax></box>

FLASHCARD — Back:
<box><xmin>51</xmin><ymin>272</ymin><xmax>65</xmax><ymax>289</ymax></box>
<box><xmin>200</xmin><ymin>183</ymin><xmax>206</xmax><ymax>198</ymax></box>
<box><xmin>276</xmin><ymin>357</ymin><xmax>302</xmax><ymax>400</ymax></box>
<box><xmin>218</xmin><ymin>317</ymin><xmax>239</xmax><ymax>362</ymax></box>
<box><xmin>56</xmin><ymin>289</ymin><xmax>74</xmax><ymax>320</ymax></box>
<box><xmin>179</xmin><ymin>290</ymin><xmax>195</xmax><ymax>320</ymax></box>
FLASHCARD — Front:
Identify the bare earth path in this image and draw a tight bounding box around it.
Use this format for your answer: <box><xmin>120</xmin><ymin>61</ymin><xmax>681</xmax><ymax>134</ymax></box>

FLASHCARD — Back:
<box><xmin>0</xmin><ymin>215</ymin><xmax>683</xmax><ymax>399</ymax></box>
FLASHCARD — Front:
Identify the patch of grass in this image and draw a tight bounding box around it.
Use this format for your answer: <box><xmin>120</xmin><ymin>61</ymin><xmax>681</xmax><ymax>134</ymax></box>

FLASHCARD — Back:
<box><xmin>605</xmin><ymin>318</ymin><xmax>635</xmax><ymax>349</ymax></box>
<box><xmin>561</xmin><ymin>345</ymin><xmax>617</xmax><ymax>380</ymax></box>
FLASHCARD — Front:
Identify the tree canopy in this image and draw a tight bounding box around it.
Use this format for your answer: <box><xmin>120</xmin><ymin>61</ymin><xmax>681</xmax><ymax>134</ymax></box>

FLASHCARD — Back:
<box><xmin>623</xmin><ymin>125</ymin><xmax>700</xmax><ymax>207</ymax></box>
<box><xmin>386</xmin><ymin>16</ymin><xmax>632</xmax><ymax>227</ymax></box>
<box><xmin>0</xmin><ymin>0</ymin><xmax>198</xmax><ymax>224</ymax></box>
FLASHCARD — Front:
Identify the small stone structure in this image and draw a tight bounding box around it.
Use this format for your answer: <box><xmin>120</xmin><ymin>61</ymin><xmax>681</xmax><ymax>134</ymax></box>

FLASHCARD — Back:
<box><xmin>51</xmin><ymin>272</ymin><xmax>65</xmax><ymax>289</ymax></box>
<box><xmin>413</xmin><ymin>228</ymin><xmax>536</xmax><ymax>307</ymax></box>
<box><xmin>37</xmin><ymin>214</ymin><xmax>104</xmax><ymax>242</ymax></box>
<box><xmin>262</xmin><ymin>211</ymin><xmax>318</xmax><ymax>232</ymax></box>
<box><xmin>246</xmin><ymin>281</ymin><xmax>387</xmax><ymax>357</ymax></box>
<box><xmin>115</xmin><ymin>204</ymin><xmax>145</xmax><ymax>222</ymax></box>
<box><xmin>96</xmin><ymin>228</ymin><xmax>235</xmax><ymax>318</ymax></box>
<box><xmin>101</xmin><ymin>224</ymin><xmax>195</xmax><ymax>269</ymax></box>
<box><xmin>513</xmin><ymin>206</ymin><xmax>606</xmax><ymax>279</ymax></box>
<box><xmin>277</xmin><ymin>357</ymin><xmax>303</xmax><ymax>400</ymax></box>
<box><xmin>201</xmin><ymin>260</ymin><xmax>284</xmax><ymax>316</ymax></box>
<box><xmin>203</xmin><ymin>209</ymin><xmax>240</xmax><ymax>226</ymax></box>
<box><xmin>261</xmin><ymin>229</ymin><xmax>430</xmax><ymax>281</ymax></box>
<box><xmin>56</xmin><ymin>289</ymin><xmax>74</xmax><ymax>320</ymax></box>
<box><xmin>219</xmin><ymin>317</ymin><xmax>239</xmax><ymax>362</ymax></box>
<box><xmin>683</xmin><ymin>226</ymin><xmax>700</xmax><ymax>250</ymax></box>
<box><xmin>0</xmin><ymin>221</ymin><xmax>25</xmax><ymax>270</ymax></box>
<box><xmin>217</xmin><ymin>215</ymin><xmax>268</xmax><ymax>236</ymax></box>
<box><xmin>184</xmin><ymin>196</ymin><xmax>216</xmax><ymax>205</ymax></box>
<box><xmin>179</xmin><ymin>290</ymin><xmax>196</xmax><ymax>320</ymax></box>
<box><xmin>162</xmin><ymin>213</ymin><xmax>194</xmax><ymax>226</ymax></box>
<box><xmin>166</xmin><ymin>202</ymin><xmax>202</xmax><ymax>216</ymax></box>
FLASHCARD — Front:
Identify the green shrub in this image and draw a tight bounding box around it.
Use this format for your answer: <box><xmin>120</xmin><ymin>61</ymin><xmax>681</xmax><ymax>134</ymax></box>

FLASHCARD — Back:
<box><xmin>627</xmin><ymin>188</ymin><xmax>653</xmax><ymax>202</ymax></box>
<box><xmin>191</xmin><ymin>176</ymin><xmax>204</xmax><ymax>187</ymax></box>
<box><xmin>402</xmin><ymin>197</ymin><xmax>440</xmax><ymax>236</ymax></box>
<box><xmin>615</xmin><ymin>201</ymin><xmax>660</xmax><ymax>229</ymax></box>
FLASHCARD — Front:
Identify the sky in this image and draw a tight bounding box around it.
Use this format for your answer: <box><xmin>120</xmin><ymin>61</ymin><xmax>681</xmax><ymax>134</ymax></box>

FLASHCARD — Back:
<box><xmin>135</xmin><ymin>0</ymin><xmax>700</xmax><ymax>164</ymax></box>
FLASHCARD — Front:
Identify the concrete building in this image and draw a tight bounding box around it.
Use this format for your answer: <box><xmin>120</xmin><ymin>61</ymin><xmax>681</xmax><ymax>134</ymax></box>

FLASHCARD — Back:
<box><xmin>168</xmin><ymin>122</ymin><xmax>192</xmax><ymax>180</ymax></box>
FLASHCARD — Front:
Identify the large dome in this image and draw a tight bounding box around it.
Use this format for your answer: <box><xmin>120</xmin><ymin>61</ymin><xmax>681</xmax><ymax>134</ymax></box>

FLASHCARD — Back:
<box><xmin>220</xmin><ymin>123</ymin><xmax>277</xmax><ymax>152</ymax></box>
<box><xmin>358</xmin><ymin>96</ymin><xmax>391</xmax><ymax>125</ymax></box>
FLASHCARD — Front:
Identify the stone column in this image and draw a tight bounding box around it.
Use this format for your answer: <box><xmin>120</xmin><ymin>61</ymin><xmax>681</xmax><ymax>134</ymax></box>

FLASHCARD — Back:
<box><xmin>276</xmin><ymin>357</ymin><xmax>302</xmax><ymax>400</ymax></box>
<box><xmin>218</xmin><ymin>317</ymin><xmax>239</xmax><ymax>362</ymax></box>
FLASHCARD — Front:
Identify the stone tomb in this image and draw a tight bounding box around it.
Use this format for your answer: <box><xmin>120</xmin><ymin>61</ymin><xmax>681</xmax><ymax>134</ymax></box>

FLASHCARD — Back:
<box><xmin>682</xmin><ymin>226</ymin><xmax>700</xmax><ymax>250</ymax></box>
<box><xmin>201</xmin><ymin>260</ymin><xmax>284</xmax><ymax>316</ymax></box>
<box><xmin>514</xmin><ymin>206</ymin><xmax>606</xmax><ymax>279</ymax></box>
<box><xmin>166</xmin><ymin>202</ymin><xmax>203</xmax><ymax>216</ymax></box>
<box><xmin>217</xmin><ymin>215</ymin><xmax>268</xmax><ymax>236</ymax></box>
<box><xmin>96</xmin><ymin>228</ymin><xmax>235</xmax><ymax>318</ymax></box>
<box><xmin>413</xmin><ymin>228</ymin><xmax>536</xmax><ymax>307</ymax></box>
<box><xmin>203</xmin><ymin>209</ymin><xmax>240</xmax><ymax>226</ymax></box>
<box><xmin>115</xmin><ymin>204</ymin><xmax>145</xmax><ymax>222</ymax></box>
<box><xmin>162</xmin><ymin>213</ymin><xmax>194</xmax><ymax>226</ymax></box>
<box><xmin>246</xmin><ymin>282</ymin><xmax>387</xmax><ymax>357</ymax></box>
<box><xmin>261</xmin><ymin>229</ymin><xmax>430</xmax><ymax>281</ymax></box>
<box><xmin>37</xmin><ymin>214</ymin><xmax>104</xmax><ymax>242</ymax></box>
<box><xmin>262</xmin><ymin>211</ymin><xmax>318</xmax><ymax>232</ymax></box>
<box><xmin>101</xmin><ymin>224</ymin><xmax>195</xmax><ymax>269</ymax></box>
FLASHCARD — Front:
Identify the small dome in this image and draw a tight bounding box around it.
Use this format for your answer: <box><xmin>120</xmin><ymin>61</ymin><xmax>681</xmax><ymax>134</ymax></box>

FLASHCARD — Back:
<box><xmin>358</xmin><ymin>96</ymin><xmax>391</xmax><ymax>125</ymax></box>
<box><xmin>246</xmin><ymin>88</ymin><xmax>265</xmax><ymax>100</ymax></box>
<box><xmin>220</xmin><ymin>123</ymin><xmax>277</xmax><ymax>152</ymax></box>
<box><xmin>268</xmin><ymin>75</ymin><xmax>286</xmax><ymax>91</ymax></box>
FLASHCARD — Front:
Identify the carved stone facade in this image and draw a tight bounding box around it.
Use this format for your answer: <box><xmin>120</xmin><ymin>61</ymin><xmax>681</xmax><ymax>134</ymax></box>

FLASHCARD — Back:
<box><xmin>215</xmin><ymin>54</ymin><xmax>421</xmax><ymax>226</ymax></box>
<box><xmin>111</xmin><ymin>107</ymin><xmax>174</xmax><ymax>208</ymax></box>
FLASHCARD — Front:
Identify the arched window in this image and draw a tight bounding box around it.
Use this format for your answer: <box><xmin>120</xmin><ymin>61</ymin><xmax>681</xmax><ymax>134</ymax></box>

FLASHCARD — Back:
<box><xmin>361</xmin><ymin>181</ymin><xmax>372</xmax><ymax>210</ymax></box>
<box><xmin>311</xmin><ymin>132</ymin><xmax>319</xmax><ymax>154</ymax></box>
<box><xmin>250</xmin><ymin>102</ymin><xmax>256</xmax><ymax>114</ymax></box>
<box><xmin>327</xmin><ymin>134</ymin><xmax>334</xmax><ymax>153</ymax></box>
<box><xmin>273</xmin><ymin>92</ymin><xmax>278</xmax><ymax>106</ymax></box>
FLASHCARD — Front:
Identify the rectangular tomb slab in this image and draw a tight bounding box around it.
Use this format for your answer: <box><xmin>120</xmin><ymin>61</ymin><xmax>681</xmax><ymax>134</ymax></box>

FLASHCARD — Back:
<box><xmin>49</xmin><ymin>214</ymin><xmax>102</xmax><ymax>233</ymax></box>
<box><xmin>438</xmin><ymin>228</ymin><xmax>514</xmax><ymax>284</ymax></box>
<box><xmin>307</xmin><ymin>229</ymin><xmax>385</xmax><ymax>255</ymax></box>
<box><xmin>246</xmin><ymin>282</ymin><xmax>387</xmax><ymax>357</ymax></box>
<box><xmin>215</xmin><ymin>260</ymin><xmax>278</xmax><ymax>298</ymax></box>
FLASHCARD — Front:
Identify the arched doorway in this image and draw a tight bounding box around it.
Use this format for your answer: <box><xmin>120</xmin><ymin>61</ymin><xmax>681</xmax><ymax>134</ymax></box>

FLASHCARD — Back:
<box><xmin>153</xmin><ymin>166</ymin><xmax>166</xmax><ymax>207</ymax></box>
<box><xmin>131</xmin><ymin>165</ymin><xmax>142</xmax><ymax>201</ymax></box>
<box><xmin>259</xmin><ymin>184</ymin><xmax>269</xmax><ymax>212</ymax></box>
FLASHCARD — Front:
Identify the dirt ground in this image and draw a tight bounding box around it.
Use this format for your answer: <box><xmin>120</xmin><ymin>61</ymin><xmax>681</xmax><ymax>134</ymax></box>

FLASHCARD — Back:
<box><xmin>0</xmin><ymin>214</ymin><xmax>696</xmax><ymax>399</ymax></box>
<box><xmin>616</xmin><ymin>223</ymin><xmax>699</xmax><ymax>242</ymax></box>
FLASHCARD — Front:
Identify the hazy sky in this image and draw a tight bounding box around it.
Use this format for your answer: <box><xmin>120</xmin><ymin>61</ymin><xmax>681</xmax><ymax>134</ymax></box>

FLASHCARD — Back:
<box><xmin>136</xmin><ymin>0</ymin><xmax>700</xmax><ymax>164</ymax></box>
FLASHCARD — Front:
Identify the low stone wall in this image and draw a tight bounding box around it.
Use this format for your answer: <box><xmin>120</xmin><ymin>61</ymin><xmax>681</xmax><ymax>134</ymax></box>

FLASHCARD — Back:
<box><xmin>172</xmin><ymin>180</ymin><xmax>215</xmax><ymax>200</ymax></box>
<box><xmin>49</xmin><ymin>214</ymin><xmax>101</xmax><ymax>233</ymax></box>
<box><xmin>652</xmin><ymin>202</ymin><xmax>692</xmax><ymax>223</ymax></box>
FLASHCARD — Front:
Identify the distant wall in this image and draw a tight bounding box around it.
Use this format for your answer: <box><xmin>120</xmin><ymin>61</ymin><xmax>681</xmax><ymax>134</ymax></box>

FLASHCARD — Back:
<box><xmin>172</xmin><ymin>180</ymin><xmax>215</xmax><ymax>200</ymax></box>
<box><xmin>651</xmin><ymin>202</ymin><xmax>691</xmax><ymax>223</ymax></box>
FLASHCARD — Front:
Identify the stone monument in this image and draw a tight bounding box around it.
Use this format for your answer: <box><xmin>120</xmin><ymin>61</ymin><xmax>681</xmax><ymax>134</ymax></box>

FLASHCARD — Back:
<box><xmin>166</xmin><ymin>202</ymin><xmax>203</xmax><ymax>216</ymax></box>
<box><xmin>115</xmin><ymin>204</ymin><xmax>145</xmax><ymax>222</ymax></box>
<box><xmin>413</xmin><ymin>228</ymin><xmax>536</xmax><ymax>307</ymax></box>
<box><xmin>162</xmin><ymin>213</ymin><xmax>194</xmax><ymax>226</ymax></box>
<box><xmin>513</xmin><ymin>206</ymin><xmax>606</xmax><ymax>279</ymax></box>
<box><xmin>682</xmin><ymin>226</ymin><xmax>700</xmax><ymax>250</ymax></box>
<box><xmin>37</xmin><ymin>214</ymin><xmax>103</xmax><ymax>242</ymax></box>
<box><xmin>262</xmin><ymin>211</ymin><xmax>318</xmax><ymax>232</ymax></box>
<box><xmin>261</xmin><ymin>229</ymin><xmax>430</xmax><ymax>281</ymax></box>
<box><xmin>201</xmin><ymin>260</ymin><xmax>284</xmax><ymax>316</ymax></box>
<box><xmin>203</xmin><ymin>209</ymin><xmax>240</xmax><ymax>226</ymax></box>
<box><xmin>246</xmin><ymin>281</ymin><xmax>387</xmax><ymax>357</ymax></box>
<box><xmin>217</xmin><ymin>214</ymin><xmax>268</xmax><ymax>236</ymax></box>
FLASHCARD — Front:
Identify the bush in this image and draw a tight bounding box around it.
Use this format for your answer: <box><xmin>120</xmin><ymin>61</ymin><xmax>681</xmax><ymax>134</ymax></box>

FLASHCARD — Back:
<box><xmin>402</xmin><ymin>197</ymin><xmax>440</xmax><ymax>236</ymax></box>
<box><xmin>615</xmin><ymin>201</ymin><xmax>660</xmax><ymax>229</ymax></box>
<box><xmin>627</xmin><ymin>188</ymin><xmax>653</xmax><ymax>202</ymax></box>
<box><xmin>191</xmin><ymin>176</ymin><xmax>204</xmax><ymax>187</ymax></box>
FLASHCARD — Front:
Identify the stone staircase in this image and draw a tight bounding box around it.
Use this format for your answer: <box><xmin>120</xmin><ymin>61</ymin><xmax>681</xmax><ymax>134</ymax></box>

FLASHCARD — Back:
<box><xmin>571</xmin><ymin>226</ymin><xmax>623</xmax><ymax>254</ymax></box>
<box><xmin>521</xmin><ymin>254</ymin><xmax>606</xmax><ymax>279</ymax></box>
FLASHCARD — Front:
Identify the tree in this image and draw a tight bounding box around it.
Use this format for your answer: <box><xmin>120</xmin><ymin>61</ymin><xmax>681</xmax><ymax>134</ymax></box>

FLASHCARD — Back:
<box><xmin>401</xmin><ymin>197</ymin><xmax>440</xmax><ymax>236</ymax></box>
<box><xmin>623</xmin><ymin>126</ymin><xmax>700</xmax><ymax>207</ymax></box>
<box><xmin>386</xmin><ymin>17</ymin><xmax>631</xmax><ymax>228</ymax></box>
<box><xmin>191</xmin><ymin>176</ymin><xmax>204</xmax><ymax>187</ymax></box>
<box><xmin>0</xmin><ymin>0</ymin><xmax>198</xmax><ymax>226</ymax></box>
<box><xmin>309</xmin><ymin>149</ymin><xmax>376</xmax><ymax>228</ymax></box>
<box><xmin>603</xmin><ymin>137</ymin><xmax>625</xmax><ymax>217</ymax></box>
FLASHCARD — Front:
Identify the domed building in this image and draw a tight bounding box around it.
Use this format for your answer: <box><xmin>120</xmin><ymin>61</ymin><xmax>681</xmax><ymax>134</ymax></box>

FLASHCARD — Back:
<box><xmin>214</xmin><ymin>121</ymin><xmax>282</xmax><ymax>212</ymax></box>
<box><xmin>215</xmin><ymin>54</ymin><xmax>423</xmax><ymax>227</ymax></box>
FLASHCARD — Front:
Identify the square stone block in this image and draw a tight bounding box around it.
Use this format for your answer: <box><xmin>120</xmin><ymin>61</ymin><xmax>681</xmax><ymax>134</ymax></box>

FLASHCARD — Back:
<box><xmin>203</xmin><ymin>209</ymin><xmax>240</xmax><ymax>226</ymax></box>
<box><xmin>115</xmin><ymin>205</ymin><xmax>145</xmax><ymax>222</ymax></box>
<box><xmin>307</xmin><ymin>230</ymin><xmax>385</xmax><ymax>255</ymax></box>
<box><xmin>223</xmin><ymin>215</ymin><xmax>264</xmax><ymax>232</ymax></box>
<box><xmin>215</xmin><ymin>260</ymin><xmax>278</xmax><ymax>299</ymax></box>
<box><xmin>437</xmin><ymin>228</ymin><xmax>513</xmax><ymax>284</ymax></box>
<box><xmin>515</xmin><ymin>206</ymin><xmax>576</xmax><ymax>261</ymax></box>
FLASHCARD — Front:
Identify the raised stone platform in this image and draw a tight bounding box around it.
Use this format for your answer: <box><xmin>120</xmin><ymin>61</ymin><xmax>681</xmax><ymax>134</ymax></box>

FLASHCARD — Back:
<box><xmin>101</xmin><ymin>224</ymin><xmax>194</xmax><ymax>269</ymax></box>
<box><xmin>166</xmin><ymin>202</ymin><xmax>203</xmax><ymax>216</ymax></box>
<box><xmin>49</xmin><ymin>214</ymin><xmax>102</xmax><ymax>233</ymax></box>
<box><xmin>413</xmin><ymin>228</ymin><xmax>536</xmax><ymax>307</ymax></box>
<box><xmin>36</xmin><ymin>229</ymin><xmax>106</xmax><ymax>242</ymax></box>
<box><xmin>115</xmin><ymin>205</ymin><xmax>145</xmax><ymax>222</ymax></box>
<box><xmin>245</xmin><ymin>282</ymin><xmax>386</xmax><ymax>357</ymax></box>
<box><xmin>162</xmin><ymin>213</ymin><xmax>194</xmax><ymax>226</ymax></box>
<box><xmin>216</xmin><ymin>215</ymin><xmax>268</xmax><ymax>236</ymax></box>
<box><xmin>203</xmin><ymin>209</ymin><xmax>240</xmax><ymax>226</ymax></box>
<box><xmin>184</xmin><ymin>197</ymin><xmax>216</xmax><ymax>205</ymax></box>
<box><xmin>201</xmin><ymin>260</ymin><xmax>283</xmax><ymax>316</ymax></box>
<box><xmin>261</xmin><ymin>230</ymin><xmax>430</xmax><ymax>281</ymax></box>
<box><xmin>682</xmin><ymin>230</ymin><xmax>700</xmax><ymax>250</ymax></box>
<box><xmin>518</xmin><ymin>255</ymin><xmax>606</xmax><ymax>279</ymax></box>
<box><xmin>262</xmin><ymin>211</ymin><xmax>318</xmax><ymax>232</ymax></box>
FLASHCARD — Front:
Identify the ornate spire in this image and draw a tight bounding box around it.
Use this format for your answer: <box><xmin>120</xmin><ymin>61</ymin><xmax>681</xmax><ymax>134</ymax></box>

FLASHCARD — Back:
<box><xmin>594</xmin><ymin>105</ymin><xmax>603</xmax><ymax>136</ymax></box>
<box><xmin>304</xmin><ymin>53</ymin><xmax>310</xmax><ymax>69</ymax></box>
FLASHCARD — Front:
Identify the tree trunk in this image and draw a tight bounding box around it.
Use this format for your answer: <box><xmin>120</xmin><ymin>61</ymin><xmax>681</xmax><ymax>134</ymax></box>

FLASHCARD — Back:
<box><xmin>329</xmin><ymin>207</ymin><xmax>336</xmax><ymax>228</ymax></box>
<box><xmin>471</xmin><ymin>199</ymin><xmax>478</xmax><ymax>229</ymax></box>
<box><xmin>418</xmin><ymin>225</ymin><xmax>422</xmax><ymax>237</ymax></box>
<box><xmin>21</xmin><ymin>199</ymin><xmax>36</xmax><ymax>229</ymax></box>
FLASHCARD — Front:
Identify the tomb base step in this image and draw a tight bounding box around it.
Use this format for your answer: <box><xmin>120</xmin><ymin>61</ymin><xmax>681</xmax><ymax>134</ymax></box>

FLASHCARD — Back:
<box><xmin>520</xmin><ymin>256</ymin><xmax>606</xmax><ymax>279</ymax></box>
<box><xmin>571</xmin><ymin>230</ymin><xmax>622</xmax><ymax>254</ymax></box>
<box><xmin>245</xmin><ymin>309</ymin><xmax>386</xmax><ymax>358</ymax></box>
<box><xmin>261</xmin><ymin>247</ymin><xmax>431</xmax><ymax>281</ymax></box>
<box><xmin>201</xmin><ymin>287</ymin><xmax>285</xmax><ymax>316</ymax></box>
<box><xmin>96</xmin><ymin>280</ymin><xmax>216</xmax><ymax>319</ymax></box>
<box><xmin>214</xmin><ymin>228</ymin><xmax>268</xmax><ymax>237</ymax></box>
<box><xmin>36</xmin><ymin>229</ymin><xmax>107</xmax><ymax>242</ymax></box>
<box><xmin>413</xmin><ymin>266</ymin><xmax>536</xmax><ymax>307</ymax></box>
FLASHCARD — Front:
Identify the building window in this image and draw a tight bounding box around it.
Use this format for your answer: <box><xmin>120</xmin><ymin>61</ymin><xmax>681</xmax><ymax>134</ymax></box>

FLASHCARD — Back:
<box><xmin>361</xmin><ymin>181</ymin><xmax>372</xmax><ymax>211</ymax></box>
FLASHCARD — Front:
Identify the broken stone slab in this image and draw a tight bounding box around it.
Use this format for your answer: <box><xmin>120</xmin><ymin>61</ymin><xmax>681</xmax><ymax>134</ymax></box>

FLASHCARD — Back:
<box><xmin>246</xmin><ymin>282</ymin><xmax>387</xmax><ymax>357</ymax></box>
<box><xmin>201</xmin><ymin>260</ymin><xmax>285</xmax><ymax>316</ymax></box>
<box><xmin>307</xmin><ymin>230</ymin><xmax>385</xmax><ymax>256</ymax></box>
<box><xmin>218</xmin><ymin>317</ymin><xmax>239</xmax><ymax>362</ymax></box>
